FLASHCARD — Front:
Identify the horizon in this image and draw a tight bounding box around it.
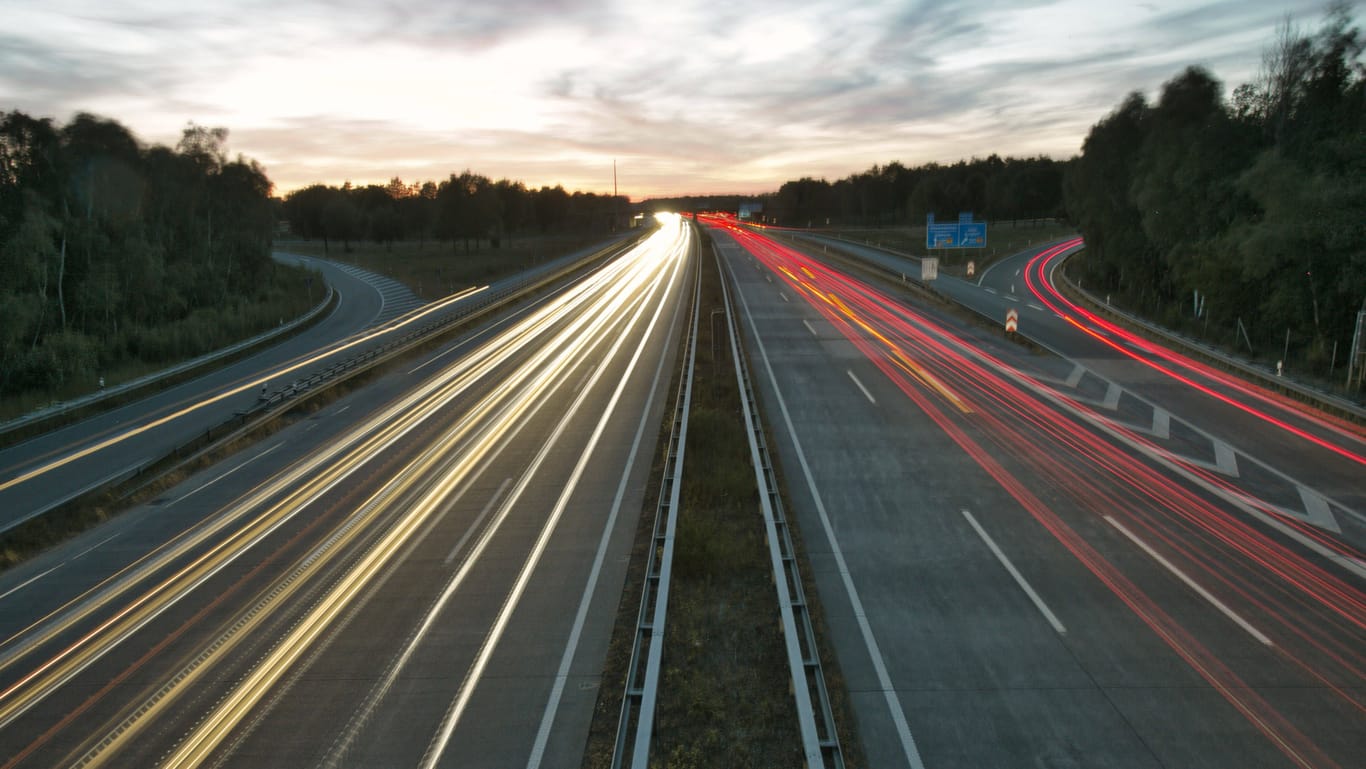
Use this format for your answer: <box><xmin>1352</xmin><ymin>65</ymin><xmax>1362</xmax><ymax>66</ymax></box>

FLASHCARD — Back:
<box><xmin>1</xmin><ymin>1</ymin><xmax>1337</xmax><ymax>200</ymax></box>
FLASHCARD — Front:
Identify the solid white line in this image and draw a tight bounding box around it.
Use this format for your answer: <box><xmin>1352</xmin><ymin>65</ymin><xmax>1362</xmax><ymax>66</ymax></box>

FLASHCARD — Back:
<box><xmin>0</xmin><ymin>566</ymin><xmax>60</xmax><ymax>602</ymax></box>
<box><xmin>1105</xmin><ymin>516</ymin><xmax>1272</xmax><ymax>646</ymax></box>
<box><xmin>443</xmin><ymin>478</ymin><xmax>513</xmax><ymax>565</ymax></box>
<box><xmin>69</xmin><ymin>532</ymin><xmax>121</xmax><ymax>563</ymax></box>
<box><xmin>727</xmin><ymin>262</ymin><xmax>927</xmax><ymax>769</ymax></box>
<box><xmin>526</xmin><ymin>284</ymin><xmax>681</xmax><ymax>769</ymax></box>
<box><xmin>803</xmin><ymin>320</ymin><xmax>818</xmax><ymax>337</ymax></box>
<box><xmin>168</xmin><ymin>442</ymin><xmax>284</xmax><ymax>506</ymax></box>
<box><xmin>974</xmin><ymin>337</ymin><xmax>1365</xmax><ymax>573</ymax></box>
<box><xmin>2</xmin><ymin>532</ymin><xmax>120</xmax><ymax>602</ymax></box>
<box><xmin>407</xmin><ymin>291</ymin><xmax>544</xmax><ymax>375</ymax></box>
<box><xmin>421</xmin><ymin>237</ymin><xmax>684</xmax><ymax>769</ymax></box>
<box><xmin>847</xmin><ymin>370</ymin><xmax>877</xmax><ymax>405</ymax></box>
<box><xmin>960</xmin><ymin>510</ymin><xmax>1066</xmax><ymax>634</ymax></box>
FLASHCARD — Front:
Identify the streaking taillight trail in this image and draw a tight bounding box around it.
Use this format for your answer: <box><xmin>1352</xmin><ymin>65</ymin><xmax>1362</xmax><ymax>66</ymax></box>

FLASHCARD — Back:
<box><xmin>709</xmin><ymin>217</ymin><xmax>1364</xmax><ymax>769</ymax></box>
<box><xmin>1023</xmin><ymin>241</ymin><xmax>1365</xmax><ymax>466</ymax></box>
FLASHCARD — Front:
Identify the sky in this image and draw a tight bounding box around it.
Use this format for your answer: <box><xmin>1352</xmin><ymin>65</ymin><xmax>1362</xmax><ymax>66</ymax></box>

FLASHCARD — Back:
<box><xmin>0</xmin><ymin>0</ymin><xmax>1347</xmax><ymax>200</ymax></box>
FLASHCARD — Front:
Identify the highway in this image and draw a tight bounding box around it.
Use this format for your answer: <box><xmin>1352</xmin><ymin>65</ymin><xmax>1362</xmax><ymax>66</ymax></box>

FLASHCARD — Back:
<box><xmin>0</xmin><ymin>238</ymin><xmax>628</xmax><ymax>533</ymax></box>
<box><xmin>0</xmin><ymin>254</ymin><xmax>421</xmax><ymax>529</ymax></box>
<box><xmin>712</xmin><ymin>220</ymin><xmax>1364</xmax><ymax>768</ymax></box>
<box><xmin>795</xmin><ymin>232</ymin><xmax>1366</xmax><ymax>551</ymax></box>
<box><xmin>0</xmin><ymin>217</ymin><xmax>693</xmax><ymax>769</ymax></box>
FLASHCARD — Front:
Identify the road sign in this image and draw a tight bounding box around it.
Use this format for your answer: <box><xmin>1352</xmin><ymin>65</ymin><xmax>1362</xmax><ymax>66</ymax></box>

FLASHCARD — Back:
<box><xmin>1005</xmin><ymin>308</ymin><xmax>1019</xmax><ymax>333</ymax></box>
<box><xmin>966</xmin><ymin>260</ymin><xmax>976</xmax><ymax>277</ymax></box>
<box><xmin>921</xmin><ymin>257</ymin><xmax>939</xmax><ymax>281</ymax></box>
<box><xmin>960</xmin><ymin>222</ymin><xmax>986</xmax><ymax>247</ymax></box>
<box><xmin>926</xmin><ymin>212</ymin><xmax>988</xmax><ymax>249</ymax></box>
<box><xmin>927</xmin><ymin>220</ymin><xmax>958</xmax><ymax>248</ymax></box>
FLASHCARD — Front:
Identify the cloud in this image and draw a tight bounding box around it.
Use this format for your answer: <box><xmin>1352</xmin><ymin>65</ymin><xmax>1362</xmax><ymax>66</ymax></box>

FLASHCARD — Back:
<box><xmin>0</xmin><ymin>0</ymin><xmax>1339</xmax><ymax>198</ymax></box>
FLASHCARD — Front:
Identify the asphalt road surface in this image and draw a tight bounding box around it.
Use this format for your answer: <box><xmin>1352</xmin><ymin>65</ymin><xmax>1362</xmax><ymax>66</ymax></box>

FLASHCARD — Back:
<box><xmin>712</xmin><ymin>219</ymin><xmax>1364</xmax><ymax>769</ymax></box>
<box><xmin>797</xmin><ymin>232</ymin><xmax>1365</xmax><ymax>551</ymax></box>
<box><xmin>0</xmin><ymin>217</ymin><xmax>693</xmax><ymax>769</ymax></box>
<box><xmin>0</xmin><ymin>253</ymin><xmax>419</xmax><ymax>529</ymax></box>
<box><xmin>0</xmin><ymin>239</ymin><xmax>630</xmax><ymax>533</ymax></box>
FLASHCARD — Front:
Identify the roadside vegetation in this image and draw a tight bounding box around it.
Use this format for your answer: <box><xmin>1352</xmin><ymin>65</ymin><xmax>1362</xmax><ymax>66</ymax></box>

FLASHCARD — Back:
<box><xmin>0</xmin><ymin>112</ymin><xmax>319</xmax><ymax>420</ymax></box>
<box><xmin>1065</xmin><ymin>5</ymin><xmax>1364</xmax><ymax>382</ymax></box>
<box><xmin>279</xmin><ymin>233</ymin><xmax>610</xmax><ymax>301</ymax></box>
<box><xmin>0</xmin><ymin>112</ymin><xmax>636</xmax><ymax>422</ymax></box>
<box><xmin>279</xmin><ymin>174</ymin><xmax>629</xmax><ymax>260</ymax></box>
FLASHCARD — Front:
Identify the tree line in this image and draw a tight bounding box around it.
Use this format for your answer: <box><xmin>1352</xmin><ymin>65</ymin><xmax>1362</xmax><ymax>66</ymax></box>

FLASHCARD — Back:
<box><xmin>0</xmin><ymin>112</ymin><xmax>302</xmax><ymax>397</ymax></box>
<box><xmin>1064</xmin><ymin>5</ymin><xmax>1364</xmax><ymax>371</ymax></box>
<box><xmin>281</xmin><ymin>174</ymin><xmax>629</xmax><ymax>254</ymax></box>
<box><xmin>640</xmin><ymin>155</ymin><xmax>1067</xmax><ymax>230</ymax></box>
<box><xmin>765</xmin><ymin>155</ymin><xmax>1066</xmax><ymax>228</ymax></box>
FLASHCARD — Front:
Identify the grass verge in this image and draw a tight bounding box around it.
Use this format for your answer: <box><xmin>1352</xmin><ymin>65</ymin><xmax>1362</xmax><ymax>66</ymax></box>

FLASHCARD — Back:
<box><xmin>0</xmin><ymin>261</ymin><xmax>323</xmax><ymax>425</ymax></box>
<box><xmin>278</xmin><ymin>234</ymin><xmax>608</xmax><ymax>300</ymax></box>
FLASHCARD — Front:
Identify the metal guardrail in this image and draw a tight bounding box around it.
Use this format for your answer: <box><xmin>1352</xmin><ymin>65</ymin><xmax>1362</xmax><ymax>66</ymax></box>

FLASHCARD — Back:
<box><xmin>787</xmin><ymin>230</ymin><xmax>1364</xmax><ymax>424</ymax></box>
<box><xmin>0</xmin><ymin>282</ymin><xmax>336</xmax><ymax>440</ymax></box>
<box><xmin>1056</xmin><ymin>264</ymin><xmax>1365</xmax><ymax>421</ymax></box>
<box><xmin>611</xmin><ymin>233</ymin><xmax>701</xmax><ymax>769</ymax></box>
<box><xmin>717</xmin><ymin>243</ymin><xmax>845</xmax><ymax>769</ymax></box>
<box><xmin>227</xmin><ymin>235</ymin><xmax>646</xmax><ymax>422</ymax></box>
<box><xmin>6</xmin><ymin>235</ymin><xmax>646</xmax><ymax>534</ymax></box>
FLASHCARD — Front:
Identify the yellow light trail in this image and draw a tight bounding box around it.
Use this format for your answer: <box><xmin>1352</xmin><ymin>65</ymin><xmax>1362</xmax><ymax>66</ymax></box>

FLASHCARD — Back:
<box><xmin>0</xmin><ymin>285</ymin><xmax>491</xmax><ymax>495</ymax></box>
<box><xmin>0</xmin><ymin>217</ymin><xmax>692</xmax><ymax>769</ymax></box>
<box><xmin>155</xmin><ymin>215</ymin><xmax>690</xmax><ymax>769</ymax></box>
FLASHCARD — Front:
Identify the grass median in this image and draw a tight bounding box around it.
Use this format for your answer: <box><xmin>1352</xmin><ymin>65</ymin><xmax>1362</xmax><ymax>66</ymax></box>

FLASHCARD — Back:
<box><xmin>584</xmin><ymin>226</ymin><xmax>861</xmax><ymax>768</ymax></box>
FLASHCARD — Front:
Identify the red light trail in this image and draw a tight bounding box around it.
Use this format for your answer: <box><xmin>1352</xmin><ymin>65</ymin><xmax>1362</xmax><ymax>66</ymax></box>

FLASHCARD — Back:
<box><xmin>708</xmin><ymin>217</ymin><xmax>1365</xmax><ymax>769</ymax></box>
<box><xmin>1023</xmin><ymin>241</ymin><xmax>1366</xmax><ymax>467</ymax></box>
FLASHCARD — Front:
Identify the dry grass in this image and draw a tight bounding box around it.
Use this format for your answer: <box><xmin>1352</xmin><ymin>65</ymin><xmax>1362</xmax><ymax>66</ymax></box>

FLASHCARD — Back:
<box><xmin>584</xmin><ymin>226</ymin><xmax>863</xmax><ymax>768</ymax></box>
<box><xmin>278</xmin><ymin>234</ymin><xmax>607</xmax><ymax>300</ymax></box>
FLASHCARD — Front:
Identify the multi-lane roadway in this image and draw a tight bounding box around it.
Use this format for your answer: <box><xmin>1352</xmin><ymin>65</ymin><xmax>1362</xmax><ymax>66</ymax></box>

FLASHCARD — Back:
<box><xmin>0</xmin><ymin>254</ymin><xmax>424</xmax><ymax>529</ymax></box>
<box><xmin>0</xmin><ymin>218</ymin><xmax>693</xmax><ymax>768</ymax></box>
<box><xmin>2</xmin><ymin>208</ymin><xmax>1361</xmax><ymax>769</ymax></box>
<box><xmin>713</xmin><ymin>219</ymin><xmax>1364</xmax><ymax>769</ymax></box>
